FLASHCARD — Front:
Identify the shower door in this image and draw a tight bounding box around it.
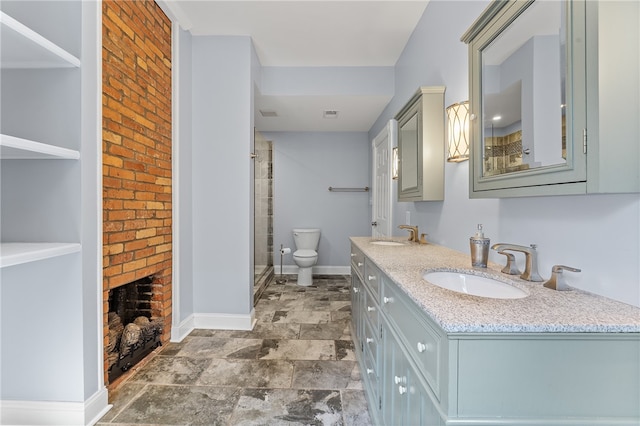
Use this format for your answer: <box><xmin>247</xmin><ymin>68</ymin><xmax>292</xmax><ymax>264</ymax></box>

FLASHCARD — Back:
<box><xmin>253</xmin><ymin>130</ymin><xmax>273</xmax><ymax>292</ymax></box>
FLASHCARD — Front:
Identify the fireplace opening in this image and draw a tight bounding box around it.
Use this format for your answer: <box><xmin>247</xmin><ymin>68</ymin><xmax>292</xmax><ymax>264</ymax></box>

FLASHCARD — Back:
<box><xmin>107</xmin><ymin>276</ymin><xmax>164</xmax><ymax>382</ymax></box>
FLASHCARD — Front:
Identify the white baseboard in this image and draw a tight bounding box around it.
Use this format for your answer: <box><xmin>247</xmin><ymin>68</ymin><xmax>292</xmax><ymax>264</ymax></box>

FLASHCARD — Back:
<box><xmin>171</xmin><ymin>313</ymin><xmax>195</xmax><ymax>342</ymax></box>
<box><xmin>0</xmin><ymin>387</ymin><xmax>110</xmax><ymax>426</ymax></box>
<box><xmin>194</xmin><ymin>309</ymin><xmax>255</xmax><ymax>330</ymax></box>
<box><xmin>278</xmin><ymin>265</ymin><xmax>350</xmax><ymax>275</ymax></box>
<box><xmin>170</xmin><ymin>309</ymin><xmax>255</xmax><ymax>343</ymax></box>
<box><xmin>315</xmin><ymin>265</ymin><xmax>350</xmax><ymax>275</ymax></box>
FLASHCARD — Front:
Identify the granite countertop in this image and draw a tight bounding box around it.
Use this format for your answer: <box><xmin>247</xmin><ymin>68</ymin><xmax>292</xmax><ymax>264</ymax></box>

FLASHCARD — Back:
<box><xmin>350</xmin><ymin>236</ymin><xmax>640</xmax><ymax>334</ymax></box>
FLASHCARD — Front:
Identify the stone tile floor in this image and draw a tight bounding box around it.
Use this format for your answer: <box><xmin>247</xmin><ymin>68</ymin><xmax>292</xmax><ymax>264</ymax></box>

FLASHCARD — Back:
<box><xmin>97</xmin><ymin>275</ymin><xmax>372</xmax><ymax>425</ymax></box>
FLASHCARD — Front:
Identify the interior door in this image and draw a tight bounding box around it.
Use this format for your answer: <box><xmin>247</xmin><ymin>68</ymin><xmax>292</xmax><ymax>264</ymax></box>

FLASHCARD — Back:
<box><xmin>371</xmin><ymin>120</ymin><xmax>396</xmax><ymax>238</ymax></box>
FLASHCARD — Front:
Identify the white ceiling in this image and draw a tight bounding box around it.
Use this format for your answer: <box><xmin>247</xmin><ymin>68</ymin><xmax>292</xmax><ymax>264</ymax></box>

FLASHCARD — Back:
<box><xmin>161</xmin><ymin>0</ymin><xmax>430</xmax><ymax>132</ymax></box>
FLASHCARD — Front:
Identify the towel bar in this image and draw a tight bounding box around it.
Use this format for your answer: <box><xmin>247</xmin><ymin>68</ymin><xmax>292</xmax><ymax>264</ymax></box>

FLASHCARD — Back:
<box><xmin>328</xmin><ymin>187</ymin><xmax>369</xmax><ymax>192</ymax></box>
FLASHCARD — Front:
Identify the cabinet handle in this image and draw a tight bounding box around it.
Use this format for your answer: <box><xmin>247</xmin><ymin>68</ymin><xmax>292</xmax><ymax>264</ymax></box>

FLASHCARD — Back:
<box><xmin>383</xmin><ymin>296</ymin><xmax>393</xmax><ymax>304</ymax></box>
<box><xmin>351</xmin><ymin>253</ymin><xmax>356</xmax><ymax>257</ymax></box>
<box><xmin>357</xmin><ymin>262</ymin><xmax>364</xmax><ymax>267</ymax></box>
<box><xmin>366</xmin><ymin>368</ymin><xmax>374</xmax><ymax>375</ymax></box>
<box><xmin>398</xmin><ymin>385</ymin><xmax>407</xmax><ymax>395</ymax></box>
<box><xmin>366</xmin><ymin>337</ymin><xmax>374</xmax><ymax>344</ymax></box>
<box><xmin>367</xmin><ymin>306</ymin><xmax>375</xmax><ymax>312</ymax></box>
<box><xmin>417</xmin><ymin>342</ymin><xmax>432</xmax><ymax>353</ymax></box>
<box><xmin>368</xmin><ymin>275</ymin><xmax>376</xmax><ymax>281</ymax></box>
<box><xmin>394</xmin><ymin>375</ymin><xmax>406</xmax><ymax>385</ymax></box>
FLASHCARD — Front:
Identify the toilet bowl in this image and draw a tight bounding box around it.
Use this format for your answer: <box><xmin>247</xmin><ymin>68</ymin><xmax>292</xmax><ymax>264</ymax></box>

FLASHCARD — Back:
<box><xmin>292</xmin><ymin>228</ymin><xmax>320</xmax><ymax>286</ymax></box>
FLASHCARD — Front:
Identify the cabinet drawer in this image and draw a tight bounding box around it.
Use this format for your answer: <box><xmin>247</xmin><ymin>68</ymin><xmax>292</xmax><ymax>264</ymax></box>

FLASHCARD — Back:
<box><xmin>363</xmin><ymin>258</ymin><xmax>381</xmax><ymax>301</ymax></box>
<box><xmin>362</xmin><ymin>285</ymin><xmax>380</xmax><ymax>332</ymax></box>
<box><xmin>350</xmin><ymin>244</ymin><xmax>365</xmax><ymax>280</ymax></box>
<box><xmin>383</xmin><ymin>281</ymin><xmax>442</xmax><ymax>399</ymax></box>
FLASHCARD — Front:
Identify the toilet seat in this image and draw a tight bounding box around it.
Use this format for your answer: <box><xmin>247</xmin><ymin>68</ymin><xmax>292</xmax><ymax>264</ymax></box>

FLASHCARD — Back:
<box><xmin>293</xmin><ymin>249</ymin><xmax>317</xmax><ymax>258</ymax></box>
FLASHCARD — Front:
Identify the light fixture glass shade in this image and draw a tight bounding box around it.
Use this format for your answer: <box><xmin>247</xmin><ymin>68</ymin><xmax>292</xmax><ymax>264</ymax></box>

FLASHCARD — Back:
<box><xmin>392</xmin><ymin>147</ymin><xmax>399</xmax><ymax>180</ymax></box>
<box><xmin>446</xmin><ymin>101</ymin><xmax>470</xmax><ymax>162</ymax></box>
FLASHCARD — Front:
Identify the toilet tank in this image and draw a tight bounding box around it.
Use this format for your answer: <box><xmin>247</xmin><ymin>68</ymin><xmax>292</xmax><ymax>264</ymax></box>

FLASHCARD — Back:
<box><xmin>293</xmin><ymin>228</ymin><xmax>321</xmax><ymax>250</ymax></box>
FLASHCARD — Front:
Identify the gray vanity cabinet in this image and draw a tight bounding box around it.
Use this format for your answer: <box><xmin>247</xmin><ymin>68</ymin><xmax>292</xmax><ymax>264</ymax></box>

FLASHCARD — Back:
<box><xmin>351</xmin><ymin>243</ymin><xmax>445</xmax><ymax>425</ymax></box>
<box><xmin>350</xmin><ymin>243</ymin><xmax>640</xmax><ymax>425</ymax></box>
<box><xmin>350</xmin><ymin>245</ymin><xmax>383</xmax><ymax>421</ymax></box>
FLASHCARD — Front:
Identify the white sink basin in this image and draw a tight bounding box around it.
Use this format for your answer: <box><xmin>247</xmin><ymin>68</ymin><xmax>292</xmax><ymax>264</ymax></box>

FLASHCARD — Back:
<box><xmin>423</xmin><ymin>271</ymin><xmax>528</xmax><ymax>299</ymax></box>
<box><xmin>371</xmin><ymin>241</ymin><xmax>406</xmax><ymax>246</ymax></box>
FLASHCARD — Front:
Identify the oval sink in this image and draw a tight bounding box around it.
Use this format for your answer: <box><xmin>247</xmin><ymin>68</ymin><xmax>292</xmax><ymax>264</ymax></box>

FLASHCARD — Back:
<box><xmin>371</xmin><ymin>241</ymin><xmax>406</xmax><ymax>246</ymax></box>
<box><xmin>423</xmin><ymin>271</ymin><xmax>528</xmax><ymax>299</ymax></box>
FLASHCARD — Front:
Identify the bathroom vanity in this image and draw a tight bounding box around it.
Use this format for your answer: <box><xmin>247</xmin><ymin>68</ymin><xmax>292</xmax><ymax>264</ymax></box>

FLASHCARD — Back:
<box><xmin>350</xmin><ymin>237</ymin><xmax>640</xmax><ymax>425</ymax></box>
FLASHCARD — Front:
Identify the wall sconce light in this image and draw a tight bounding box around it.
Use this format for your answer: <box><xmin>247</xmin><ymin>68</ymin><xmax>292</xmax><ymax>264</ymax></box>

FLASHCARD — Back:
<box><xmin>446</xmin><ymin>101</ymin><xmax>470</xmax><ymax>162</ymax></box>
<box><xmin>392</xmin><ymin>147</ymin><xmax>399</xmax><ymax>180</ymax></box>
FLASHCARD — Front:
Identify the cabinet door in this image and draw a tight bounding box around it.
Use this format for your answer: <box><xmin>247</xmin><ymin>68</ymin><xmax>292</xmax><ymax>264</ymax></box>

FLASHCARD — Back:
<box><xmin>395</xmin><ymin>86</ymin><xmax>445</xmax><ymax>202</ymax></box>
<box><xmin>383</xmin><ymin>322</ymin><xmax>407</xmax><ymax>425</ymax></box>
<box><xmin>383</xmin><ymin>322</ymin><xmax>421</xmax><ymax>425</ymax></box>
<box><xmin>383</xmin><ymin>321</ymin><xmax>442</xmax><ymax>426</ymax></box>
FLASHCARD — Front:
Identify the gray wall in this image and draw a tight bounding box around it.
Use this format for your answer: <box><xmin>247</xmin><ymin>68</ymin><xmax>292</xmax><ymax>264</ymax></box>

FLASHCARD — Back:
<box><xmin>265</xmin><ymin>131</ymin><xmax>371</xmax><ymax>272</ymax></box>
<box><xmin>369</xmin><ymin>0</ymin><xmax>640</xmax><ymax>307</ymax></box>
<box><xmin>191</xmin><ymin>36</ymin><xmax>254</xmax><ymax>315</ymax></box>
<box><xmin>178</xmin><ymin>0</ymin><xmax>639</xmax><ymax>328</ymax></box>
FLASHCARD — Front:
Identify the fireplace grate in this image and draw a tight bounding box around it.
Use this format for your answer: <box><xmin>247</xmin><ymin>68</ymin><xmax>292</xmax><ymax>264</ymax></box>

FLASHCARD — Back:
<box><xmin>108</xmin><ymin>324</ymin><xmax>162</xmax><ymax>382</ymax></box>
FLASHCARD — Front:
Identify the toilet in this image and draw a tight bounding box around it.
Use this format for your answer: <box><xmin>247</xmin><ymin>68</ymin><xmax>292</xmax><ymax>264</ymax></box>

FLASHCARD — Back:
<box><xmin>292</xmin><ymin>228</ymin><xmax>321</xmax><ymax>286</ymax></box>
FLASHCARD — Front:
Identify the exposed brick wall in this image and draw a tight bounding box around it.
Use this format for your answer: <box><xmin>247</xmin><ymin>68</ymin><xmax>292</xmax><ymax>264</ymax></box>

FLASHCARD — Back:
<box><xmin>102</xmin><ymin>0</ymin><xmax>172</xmax><ymax>386</ymax></box>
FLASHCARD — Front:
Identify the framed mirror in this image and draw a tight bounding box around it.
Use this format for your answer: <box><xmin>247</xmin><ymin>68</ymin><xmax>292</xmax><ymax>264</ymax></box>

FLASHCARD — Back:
<box><xmin>399</xmin><ymin>112</ymin><xmax>419</xmax><ymax>194</ymax></box>
<box><xmin>463</xmin><ymin>0</ymin><xmax>588</xmax><ymax>197</ymax></box>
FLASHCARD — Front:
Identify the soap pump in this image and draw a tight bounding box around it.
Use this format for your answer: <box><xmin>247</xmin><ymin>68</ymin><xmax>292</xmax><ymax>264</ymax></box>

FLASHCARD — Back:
<box><xmin>470</xmin><ymin>224</ymin><xmax>490</xmax><ymax>268</ymax></box>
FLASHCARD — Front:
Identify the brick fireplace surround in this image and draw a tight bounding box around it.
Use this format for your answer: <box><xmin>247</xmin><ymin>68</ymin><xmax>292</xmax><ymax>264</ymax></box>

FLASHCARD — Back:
<box><xmin>102</xmin><ymin>0</ymin><xmax>172</xmax><ymax>386</ymax></box>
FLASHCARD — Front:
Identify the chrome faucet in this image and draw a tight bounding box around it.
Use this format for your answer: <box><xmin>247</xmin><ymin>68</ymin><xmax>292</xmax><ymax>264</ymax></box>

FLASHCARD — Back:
<box><xmin>491</xmin><ymin>243</ymin><xmax>544</xmax><ymax>282</ymax></box>
<box><xmin>398</xmin><ymin>225</ymin><xmax>419</xmax><ymax>243</ymax></box>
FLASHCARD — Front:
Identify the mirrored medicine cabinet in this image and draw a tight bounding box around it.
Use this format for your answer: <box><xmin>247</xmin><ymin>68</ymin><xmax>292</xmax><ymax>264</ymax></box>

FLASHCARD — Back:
<box><xmin>395</xmin><ymin>86</ymin><xmax>445</xmax><ymax>202</ymax></box>
<box><xmin>462</xmin><ymin>0</ymin><xmax>639</xmax><ymax>198</ymax></box>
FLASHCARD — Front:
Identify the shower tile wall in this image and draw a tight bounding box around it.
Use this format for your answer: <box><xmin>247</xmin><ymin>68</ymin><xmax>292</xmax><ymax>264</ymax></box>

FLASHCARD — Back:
<box><xmin>254</xmin><ymin>136</ymin><xmax>273</xmax><ymax>281</ymax></box>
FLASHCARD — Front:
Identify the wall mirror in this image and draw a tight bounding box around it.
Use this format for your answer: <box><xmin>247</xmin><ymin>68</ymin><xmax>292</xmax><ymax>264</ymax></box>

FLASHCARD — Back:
<box><xmin>463</xmin><ymin>0</ymin><xmax>590</xmax><ymax>197</ymax></box>
<box><xmin>482</xmin><ymin>0</ymin><xmax>566</xmax><ymax>177</ymax></box>
<box><xmin>399</xmin><ymin>112</ymin><xmax>419</xmax><ymax>194</ymax></box>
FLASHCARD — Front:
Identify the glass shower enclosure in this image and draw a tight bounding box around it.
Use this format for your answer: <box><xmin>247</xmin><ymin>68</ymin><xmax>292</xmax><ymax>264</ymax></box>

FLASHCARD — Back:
<box><xmin>253</xmin><ymin>130</ymin><xmax>273</xmax><ymax>301</ymax></box>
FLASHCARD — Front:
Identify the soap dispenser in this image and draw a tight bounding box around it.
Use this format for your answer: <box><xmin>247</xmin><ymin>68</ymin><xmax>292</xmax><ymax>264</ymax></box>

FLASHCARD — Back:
<box><xmin>470</xmin><ymin>224</ymin><xmax>490</xmax><ymax>268</ymax></box>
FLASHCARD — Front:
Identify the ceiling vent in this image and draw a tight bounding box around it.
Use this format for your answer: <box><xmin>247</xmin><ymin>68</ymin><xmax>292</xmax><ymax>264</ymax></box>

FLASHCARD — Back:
<box><xmin>323</xmin><ymin>110</ymin><xmax>339</xmax><ymax>119</ymax></box>
<box><xmin>259</xmin><ymin>110</ymin><xmax>278</xmax><ymax>117</ymax></box>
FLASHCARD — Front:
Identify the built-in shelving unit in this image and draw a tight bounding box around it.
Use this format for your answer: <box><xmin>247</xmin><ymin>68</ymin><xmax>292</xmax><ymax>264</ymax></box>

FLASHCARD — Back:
<box><xmin>0</xmin><ymin>2</ymin><xmax>105</xmax><ymax>420</ymax></box>
<box><xmin>1</xmin><ymin>3</ymin><xmax>82</xmax><ymax>269</ymax></box>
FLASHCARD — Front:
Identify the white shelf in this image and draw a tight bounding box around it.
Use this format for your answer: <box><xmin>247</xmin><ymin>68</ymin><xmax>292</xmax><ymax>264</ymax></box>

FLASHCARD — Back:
<box><xmin>0</xmin><ymin>11</ymin><xmax>80</xmax><ymax>69</ymax></box>
<box><xmin>0</xmin><ymin>134</ymin><xmax>80</xmax><ymax>159</ymax></box>
<box><xmin>0</xmin><ymin>242</ymin><xmax>81</xmax><ymax>268</ymax></box>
